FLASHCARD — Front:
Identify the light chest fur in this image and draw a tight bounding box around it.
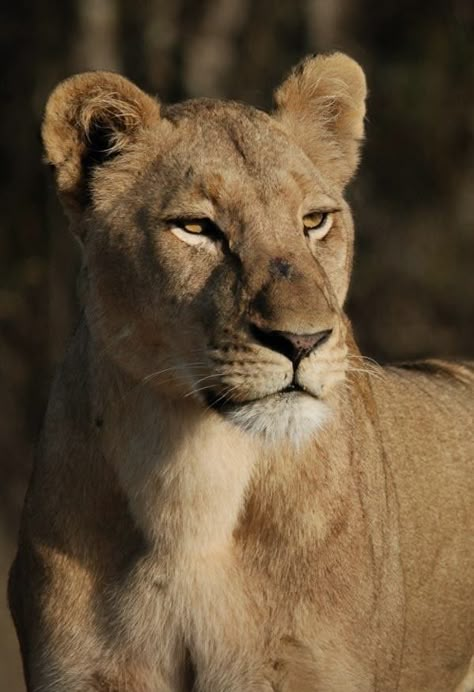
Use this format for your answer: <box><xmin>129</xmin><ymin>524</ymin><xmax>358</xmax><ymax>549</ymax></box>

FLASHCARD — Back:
<box><xmin>89</xmin><ymin>356</ymin><xmax>403</xmax><ymax>691</ymax></box>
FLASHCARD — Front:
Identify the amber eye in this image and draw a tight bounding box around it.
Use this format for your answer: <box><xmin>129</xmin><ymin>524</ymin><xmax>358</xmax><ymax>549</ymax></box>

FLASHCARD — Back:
<box><xmin>175</xmin><ymin>218</ymin><xmax>223</xmax><ymax>237</ymax></box>
<box><xmin>303</xmin><ymin>211</ymin><xmax>333</xmax><ymax>240</ymax></box>
<box><xmin>182</xmin><ymin>220</ymin><xmax>205</xmax><ymax>234</ymax></box>
<box><xmin>169</xmin><ymin>217</ymin><xmax>221</xmax><ymax>248</ymax></box>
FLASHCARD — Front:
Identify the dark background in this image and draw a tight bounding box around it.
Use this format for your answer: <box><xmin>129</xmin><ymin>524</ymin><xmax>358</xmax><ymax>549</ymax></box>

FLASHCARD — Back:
<box><xmin>1</xmin><ymin>1</ymin><xmax>473</xmax><ymax>687</ymax></box>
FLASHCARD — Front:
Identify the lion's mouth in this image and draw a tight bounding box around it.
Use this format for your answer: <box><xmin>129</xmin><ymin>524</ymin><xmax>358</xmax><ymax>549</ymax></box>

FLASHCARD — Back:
<box><xmin>280</xmin><ymin>383</ymin><xmax>299</xmax><ymax>394</ymax></box>
<box><xmin>205</xmin><ymin>382</ymin><xmax>309</xmax><ymax>413</ymax></box>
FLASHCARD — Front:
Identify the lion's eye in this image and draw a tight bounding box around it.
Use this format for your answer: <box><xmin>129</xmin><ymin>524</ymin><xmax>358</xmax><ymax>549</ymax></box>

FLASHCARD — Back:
<box><xmin>169</xmin><ymin>218</ymin><xmax>220</xmax><ymax>248</ymax></box>
<box><xmin>178</xmin><ymin>218</ymin><xmax>219</xmax><ymax>235</ymax></box>
<box><xmin>303</xmin><ymin>211</ymin><xmax>333</xmax><ymax>240</ymax></box>
<box><xmin>182</xmin><ymin>220</ymin><xmax>206</xmax><ymax>234</ymax></box>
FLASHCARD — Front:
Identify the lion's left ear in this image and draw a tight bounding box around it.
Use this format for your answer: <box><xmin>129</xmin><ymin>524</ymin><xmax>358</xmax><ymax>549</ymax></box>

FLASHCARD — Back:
<box><xmin>273</xmin><ymin>53</ymin><xmax>367</xmax><ymax>187</ymax></box>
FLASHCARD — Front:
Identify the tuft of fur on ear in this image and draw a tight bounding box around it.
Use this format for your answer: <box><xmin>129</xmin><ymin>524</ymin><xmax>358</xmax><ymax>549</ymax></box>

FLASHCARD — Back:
<box><xmin>273</xmin><ymin>53</ymin><xmax>367</xmax><ymax>187</ymax></box>
<box><xmin>42</xmin><ymin>71</ymin><xmax>160</xmax><ymax>217</ymax></box>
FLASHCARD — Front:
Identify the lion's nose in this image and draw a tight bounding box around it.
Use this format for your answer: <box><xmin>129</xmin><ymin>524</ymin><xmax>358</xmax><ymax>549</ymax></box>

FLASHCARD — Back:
<box><xmin>250</xmin><ymin>325</ymin><xmax>332</xmax><ymax>365</ymax></box>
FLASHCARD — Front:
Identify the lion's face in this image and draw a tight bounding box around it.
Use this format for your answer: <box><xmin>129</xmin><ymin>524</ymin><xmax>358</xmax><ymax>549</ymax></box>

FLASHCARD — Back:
<box><xmin>43</xmin><ymin>54</ymin><xmax>367</xmax><ymax>441</ymax></box>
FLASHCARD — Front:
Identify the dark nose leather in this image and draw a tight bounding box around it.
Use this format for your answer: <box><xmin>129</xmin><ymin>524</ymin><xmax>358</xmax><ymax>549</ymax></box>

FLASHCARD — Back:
<box><xmin>250</xmin><ymin>325</ymin><xmax>332</xmax><ymax>365</ymax></box>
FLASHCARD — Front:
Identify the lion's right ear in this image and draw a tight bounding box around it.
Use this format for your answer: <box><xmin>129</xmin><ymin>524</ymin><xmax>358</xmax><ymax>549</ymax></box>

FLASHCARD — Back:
<box><xmin>42</xmin><ymin>71</ymin><xmax>160</xmax><ymax>220</ymax></box>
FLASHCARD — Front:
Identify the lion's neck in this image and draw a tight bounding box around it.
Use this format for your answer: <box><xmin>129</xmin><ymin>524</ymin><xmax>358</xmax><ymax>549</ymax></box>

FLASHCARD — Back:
<box><xmin>95</xmin><ymin>354</ymin><xmax>355</xmax><ymax>562</ymax></box>
<box><xmin>97</xmin><ymin>367</ymin><xmax>257</xmax><ymax>556</ymax></box>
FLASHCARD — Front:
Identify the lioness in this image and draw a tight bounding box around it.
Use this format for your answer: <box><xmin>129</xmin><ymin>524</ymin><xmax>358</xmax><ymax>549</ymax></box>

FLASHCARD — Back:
<box><xmin>8</xmin><ymin>53</ymin><xmax>474</xmax><ymax>692</ymax></box>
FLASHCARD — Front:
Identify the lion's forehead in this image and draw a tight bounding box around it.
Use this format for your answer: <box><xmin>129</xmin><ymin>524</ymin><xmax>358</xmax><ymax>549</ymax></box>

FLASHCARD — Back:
<box><xmin>155</xmin><ymin>101</ymin><xmax>318</xmax><ymax>188</ymax></box>
<box><xmin>135</xmin><ymin>133</ymin><xmax>327</xmax><ymax>227</ymax></box>
<box><xmin>148</xmin><ymin>164</ymin><xmax>310</xmax><ymax>221</ymax></box>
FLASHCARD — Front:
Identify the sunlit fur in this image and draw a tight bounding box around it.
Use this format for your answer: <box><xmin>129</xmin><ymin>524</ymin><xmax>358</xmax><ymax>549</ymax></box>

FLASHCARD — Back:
<box><xmin>8</xmin><ymin>53</ymin><xmax>474</xmax><ymax>692</ymax></box>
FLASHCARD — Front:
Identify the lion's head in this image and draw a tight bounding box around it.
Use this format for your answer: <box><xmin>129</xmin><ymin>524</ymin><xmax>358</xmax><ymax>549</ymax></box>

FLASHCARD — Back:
<box><xmin>43</xmin><ymin>53</ymin><xmax>367</xmax><ymax>443</ymax></box>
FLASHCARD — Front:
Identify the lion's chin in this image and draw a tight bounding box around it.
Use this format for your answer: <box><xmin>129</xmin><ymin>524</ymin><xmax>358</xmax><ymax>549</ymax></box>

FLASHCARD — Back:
<box><xmin>216</xmin><ymin>391</ymin><xmax>330</xmax><ymax>448</ymax></box>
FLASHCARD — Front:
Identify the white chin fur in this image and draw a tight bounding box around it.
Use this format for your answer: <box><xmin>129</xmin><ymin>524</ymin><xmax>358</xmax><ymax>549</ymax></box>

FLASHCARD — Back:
<box><xmin>224</xmin><ymin>392</ymin><xmax>329</xmax><ymax>448</ymax></box>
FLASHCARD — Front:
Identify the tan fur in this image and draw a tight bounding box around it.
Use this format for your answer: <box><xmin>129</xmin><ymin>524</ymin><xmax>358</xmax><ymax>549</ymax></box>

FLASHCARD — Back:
<box><xmin>9</xmin><ymin>53</ymin><xmax>474</xmax><ymax>691</ymax></box>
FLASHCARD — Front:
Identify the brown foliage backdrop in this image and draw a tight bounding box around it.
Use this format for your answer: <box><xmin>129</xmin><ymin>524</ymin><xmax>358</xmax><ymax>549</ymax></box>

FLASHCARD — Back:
<box><xmin>0</xmin><ymin>1</ymin><xmax>473</xmax><ymax>688</ymax></box>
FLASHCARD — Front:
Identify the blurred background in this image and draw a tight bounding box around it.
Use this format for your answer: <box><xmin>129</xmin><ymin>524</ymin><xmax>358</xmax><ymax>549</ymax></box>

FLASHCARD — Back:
<box><xmin>0</xmin><ymin>0</ymin><xmax>473</xmax><ymax>688</ymax></box>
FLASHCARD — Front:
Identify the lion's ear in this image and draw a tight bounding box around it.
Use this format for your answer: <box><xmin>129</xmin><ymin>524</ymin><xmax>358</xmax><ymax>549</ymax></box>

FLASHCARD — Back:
<box><xmin>273</xmin><ymin>53</ymin><xmax>367</xmax><ymax>187</ymax></box>
<box><xmin>42</xmin><ymin>71</ymin><xmax>160</xmax><ymax>217</ymax></box>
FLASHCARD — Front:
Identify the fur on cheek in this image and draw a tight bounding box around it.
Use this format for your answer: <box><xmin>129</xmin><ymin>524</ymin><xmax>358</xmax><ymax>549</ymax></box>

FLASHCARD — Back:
<box><xmin>225</xmin><ymin>394</ymin><xmax>330</xmax><ymax>448</ymax></box>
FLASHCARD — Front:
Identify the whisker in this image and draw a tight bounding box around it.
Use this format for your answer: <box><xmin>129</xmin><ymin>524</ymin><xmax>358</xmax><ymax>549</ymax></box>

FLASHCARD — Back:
<box><xmin>141</xmin><ymin>363</ymin><xmax>209</xmax><ymax>383</ymax></box>
<box><xmin>116</xmin><ymin>363</ymin><xmax>211</xmax><ymax>407</ymax></box>
<box><xmin>347</xmin><ymin>354</ymin><xmax>383</xmax><ymax>368</ymax></box>
<box><xmin>206</xmin><ymin>384</ymin><xmax>241</xmax><ymax>410</ymax></box>
<box><xmin>183</xmin><ymin>384</ymin><xmax>218</xmax><ymax>399</ymax></box>
<box><xmin>346</xmin><ymin>367</ymin><xmax>385</xmax><ymax>382</ymax></box>
<box><xmin>188</xmin><ymin>373</ymin><xmax>222</xmax><ymax>388</ymax></box>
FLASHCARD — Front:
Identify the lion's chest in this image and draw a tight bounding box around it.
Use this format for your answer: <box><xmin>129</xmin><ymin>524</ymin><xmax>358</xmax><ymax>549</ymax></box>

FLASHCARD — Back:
<box><xmin>103</xmin><ymin>416</ymin><xmax>396</xmax><ymax>690</ymax></box>
<box><xmin>107</xmin><ymin>544</ymin><xmax>379</xmax><ymax>692</ymax></box>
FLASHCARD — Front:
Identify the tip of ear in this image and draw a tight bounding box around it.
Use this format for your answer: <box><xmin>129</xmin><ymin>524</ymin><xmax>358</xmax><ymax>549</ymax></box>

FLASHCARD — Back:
<box><xmin>42</xmin><ymin>71</ymin><xmax>160</xmax><ymax>168</ymax></box>
<box><xmin>275</xmin><ymin>52</ymin><xmax>367</xmax><ymax>117</ymax></box>
<box><xmin>312</xmin><ymin>52</ymin><xmax>367</xmax><ymax>102</ymax></box>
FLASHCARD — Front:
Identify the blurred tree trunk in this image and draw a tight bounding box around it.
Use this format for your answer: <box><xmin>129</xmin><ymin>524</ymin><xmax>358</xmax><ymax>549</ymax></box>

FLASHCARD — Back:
<box><xmin>305</xmin><ymin>0</ymin><xmax>354</xmax><ymax>50</ymax></box>
<box><xmin>0</xmin><ymin>0</ymin><xmax>77</xmax><ymax>525</ymax></box>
